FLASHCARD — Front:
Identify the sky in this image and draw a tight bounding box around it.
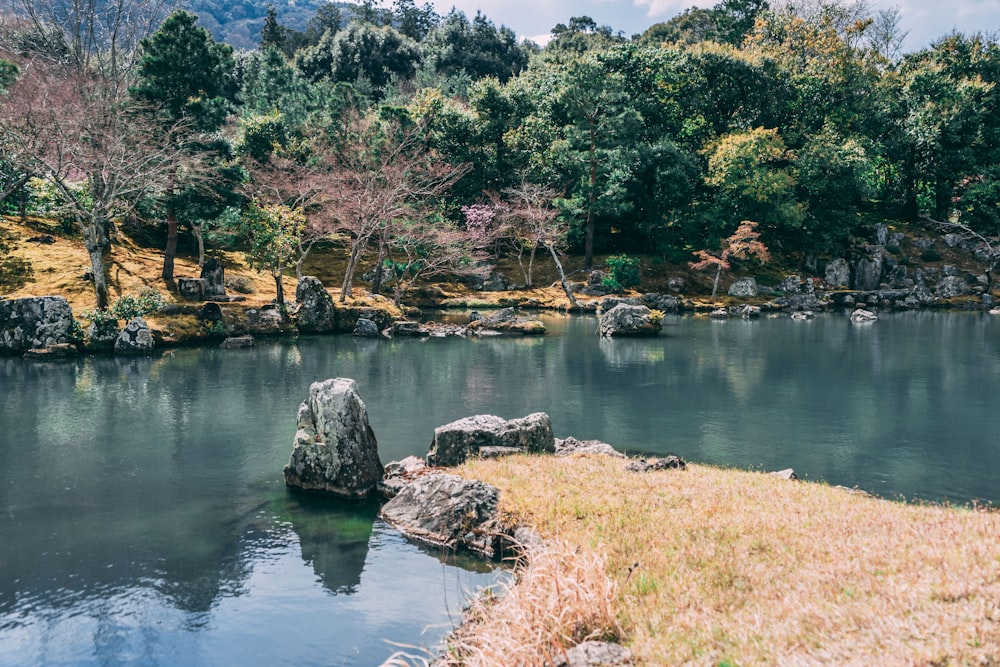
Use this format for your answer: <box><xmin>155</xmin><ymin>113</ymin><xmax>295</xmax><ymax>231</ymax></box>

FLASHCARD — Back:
<box><xmin>425</xmin><ymin>0</ymin><xmax>1000</xmax><ymax>52</ymax></box>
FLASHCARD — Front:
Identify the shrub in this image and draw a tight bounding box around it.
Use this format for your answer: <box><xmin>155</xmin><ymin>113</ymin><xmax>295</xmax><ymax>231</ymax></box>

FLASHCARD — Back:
<box><xmin>602</xmin><ymin>254</ymin><xmax>641</xmax><ymax>292</ymax></box>
<box><xmin>109</xmin><ymin>289</ymin><xmax>166</xmax><ymax>322</ymax></box>
<box><xmin>920</xmin><ymin>248</ymin><xmax>942</xmax><ymax>263</ymax></box>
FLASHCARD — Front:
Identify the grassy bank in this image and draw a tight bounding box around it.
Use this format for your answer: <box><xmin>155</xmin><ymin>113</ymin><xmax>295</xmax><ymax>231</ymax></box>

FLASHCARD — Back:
<box><xmin>451</xmin><ymin>455</ymin><xmax>999</xmax><ymax>666</ymax></box>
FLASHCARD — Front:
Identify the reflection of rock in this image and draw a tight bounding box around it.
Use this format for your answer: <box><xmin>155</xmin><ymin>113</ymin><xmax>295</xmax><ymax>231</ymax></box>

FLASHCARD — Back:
<box><xmin>598</xmin><ymin>304</ymin><xmax>661</xmax><ymax>337</ymax></box>
<box><xmin>0</xmin><ymin>296</ymin><xmax>76</xmax><ymax>353</ymax></box>
<box><xmin>427</xmin><ymin>412</ymin><xmax>555</xmax><ymax>466</ymax></box>
<box><xmin>284</xmin><ymin>378</ymin><xmax>384</xmax><ymax>498</ymax></box>
<box><xmin>114</xmin><ymin>317</ymin><xmax>155</xmax><ymax>355</ymax></box>
<box><xmin>379</xmin><ymin>472</ymin><xmax>501</xmax><ymax>557</ymax></box>
<box><xmin>285</xmin><ymin>494</ymin><xmax>377</xmax><ymax>595</ymax></box>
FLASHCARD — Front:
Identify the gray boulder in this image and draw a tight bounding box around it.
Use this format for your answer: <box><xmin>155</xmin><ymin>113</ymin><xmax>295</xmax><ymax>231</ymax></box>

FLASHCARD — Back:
<box><xmin>86</xmin><ymin>318</ymin><xmax>120</xmax><ymax>351</ymax></box>
<box><xmin>246</xmin><ymin>306</ymin><xmax>285</xmax><ymax>335</ymax></box>
<box><xmin>554</xmin><ymin>641</ymin><xmax>634</xmax><ymax>667</ymax></box>
<box><xmin>391</xmin><ymin>321</ymin><xmax>428</xmax><ymax>337</ymax></box>
<box><xmin>379</xmin><ymin>472</ymin><xmax>501</xmax><ymax>557</ymax></box>
<box><xmin>778</xmin><ymin>275</ymin><xmax>802</xmax><ymax>293</ymax></box>
<box><xmin>177</xmin><ymin>277</ymin><xmax>206</xmax><ymax>301</ymax></box>
<box><xmin>114</xmin><ymin>317</ymin><xmax>154</xmax><ymax>355</ymax></box>
<box><xmin>598</xmin><ymin>304</ymin><xmax>662</xmax><ymax>338</ymax></box>
<box><xmin>353</xmin><ymin>318</ymin><xmax>380</xmax><ymax>337</ymax></box>
<box><xmin>200</xmin><ymin>258</ymin><xmax>226</xmax><ymax>299</ymax></box>
<box><xmin>295</xmin><ymin>276</ymin><xmax>338</xmax><ymax>334</ymax></box>
<box><xmin>625</xmin><ymin>455</ymin><xmax>686</xmax><ymax>472</ymax></box>
<box><xmin>428</xmin><ymin>412</ymin><xmax>555</xmax><ymax>467</ymax></box>
<box><xmin>640</xmin><ymin>293</ymin><xmax>680</xmax><ymax>313</ymax></box>
<box><xmin>465</xmin><ymin>307</ymin><xmax>546</xmax><ymax>335</ymax></box>
<box><xmin>283</xmin><ymin>378</ymin><xmax>383</xmax><ymax>498</ymax></box>
<box><xmin>0</xmin><ymin>296</ymin><xmax>76</xmax><ymax>353</ymax></box>
<box><xmin>728</xmin><ymin>277</ymin><xmax>758</xmax><ymax>297</ymax></box>
<box><xmin>853</xmin><ymin>251</ymin><xmax>884</xmax><ymax>291</ymax></box>
<box><xmin>935</xmin><ymin>275</ymin><xmax>973</xmax><ymax>299</ymax></box>
<box><xmin>825</xmin><ymin>258</ymin><xmax>851</xmax><ymax>288</ymax></box>
<box><xmin>850</xmin><ymin>309</ymin><xmax>878</xmax><ymax>323</ymax></box>
<box><xmin>555</xmin><ymin>437</ymin><xmax>625</xmax><ymax>458</ymax></box>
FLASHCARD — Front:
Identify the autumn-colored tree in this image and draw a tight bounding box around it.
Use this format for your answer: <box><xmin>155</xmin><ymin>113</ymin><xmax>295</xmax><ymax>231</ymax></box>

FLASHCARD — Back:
<box><xmin>690</xmin><ymin>220</ymin><xmax>771</xmax><ymax>297</ymax></box>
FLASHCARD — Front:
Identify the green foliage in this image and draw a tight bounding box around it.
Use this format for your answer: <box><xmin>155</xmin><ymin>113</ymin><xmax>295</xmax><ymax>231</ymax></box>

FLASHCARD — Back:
<box><xmin>920</xmin><ymin>248</ymin><xmax>942</xmax><ymax>263</ymax></box>
<box><xmin>422</xmin><ymin>10</ymin><xmax>528</xmax><ymax>83</ymax></box>
<box><xmin>109</xmin><ymin>289</ymin><xmax>167</xmax><ymax>322</ymax></box>
<box><xmin>81</xmin><ymin>307</ymin><xmax>119</xmax><ymax>328</ymax></box>
<box><xmin>603</xmin><ymin>254</ymin><xmax>641</xmax><ymax>291</ymax></box>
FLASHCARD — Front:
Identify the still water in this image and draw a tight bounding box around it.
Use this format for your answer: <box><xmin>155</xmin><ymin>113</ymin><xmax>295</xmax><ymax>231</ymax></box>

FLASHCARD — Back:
<box><xmin>1</xmin><ymin>311</ymin><xmax>998</xmax><ymax>665</ymax></box>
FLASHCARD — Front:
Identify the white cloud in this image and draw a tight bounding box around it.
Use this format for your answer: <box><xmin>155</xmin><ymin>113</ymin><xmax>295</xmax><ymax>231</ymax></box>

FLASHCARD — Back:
<box><xmin>631</xmin><ymin>0</ymin><xmax>715</xmax><ymax>21</ymax></box>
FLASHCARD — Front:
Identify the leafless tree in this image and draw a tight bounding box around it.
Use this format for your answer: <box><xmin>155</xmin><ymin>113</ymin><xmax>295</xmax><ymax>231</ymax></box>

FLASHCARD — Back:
<box><xmin>0</xmin><ymin>54</ymin><xmax>189</xmax><ymax>307</ymax></box>
<box><xmin>492</xmin><ymin>180</ymin><xmax>580</xmax><ymax>308</ymax></box>
<box><xmin>922</xmin><ymin>215</ymin><xmax>1000</xmax><ymax>290</ymax></box>
<box><xmin>317</xmin><ymin>111</ymin><xmax>469</xmax><ymax>303</ymax></box>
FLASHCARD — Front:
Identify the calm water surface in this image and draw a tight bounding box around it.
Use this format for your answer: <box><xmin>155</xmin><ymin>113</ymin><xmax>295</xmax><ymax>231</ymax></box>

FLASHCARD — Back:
<box><xmin>1</xmin><ymin>311</ymin><xmax>998</xmax><ymax>665</ymax></box>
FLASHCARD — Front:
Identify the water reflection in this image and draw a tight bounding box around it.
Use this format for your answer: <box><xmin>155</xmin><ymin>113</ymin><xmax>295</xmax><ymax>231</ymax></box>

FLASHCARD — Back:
<box><xmin>1</xmin><ymin>311</ymin><xmax>998</xmax><ymax>665</ymax></box>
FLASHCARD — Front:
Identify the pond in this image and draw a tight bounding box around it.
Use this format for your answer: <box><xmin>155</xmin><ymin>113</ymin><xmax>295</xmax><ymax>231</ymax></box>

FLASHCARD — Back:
<box><xmin>1</xmin><ymin>311</ymin><xmax>998</xmax><ymax>665</ymax></box>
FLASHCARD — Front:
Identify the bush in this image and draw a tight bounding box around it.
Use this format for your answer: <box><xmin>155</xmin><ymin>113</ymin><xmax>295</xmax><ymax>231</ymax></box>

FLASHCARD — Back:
<box><xmin>602</xmin><ymin>254</ymin><xmax>641</xmax><ymax>292</ymax></box>
<box><xmin>920</xmin><ymin>248</ymin><xmax>942</xmax><ymax>263</ymax></box>
<box><xmin>109</xmin><ymin>289</ymin><xmax>166</xmax><ymax>322</ymax></box>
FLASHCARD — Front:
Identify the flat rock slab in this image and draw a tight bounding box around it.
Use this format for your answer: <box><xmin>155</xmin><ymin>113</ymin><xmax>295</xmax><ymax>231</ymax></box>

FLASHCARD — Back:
<box><xmin>379</xmin><ymin>472</ymin><xmax>500</xmax><ymax>557</ymax></box>
<box><xmin>428</xmin><ymin>412</ymin><xmax>555</xmax><ymax>467</ymax></box>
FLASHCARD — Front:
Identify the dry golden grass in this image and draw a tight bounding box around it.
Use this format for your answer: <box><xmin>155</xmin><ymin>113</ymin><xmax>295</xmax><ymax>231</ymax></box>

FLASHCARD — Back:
<box><xmin>457</xmin><ymin>455</ymin><xmax>1000</xmax><ymax>667</ymax></box>
<box><xmin>438</xmin><ymin>538</ymin><xmax>622</xmax><ymax>666</ymax></box>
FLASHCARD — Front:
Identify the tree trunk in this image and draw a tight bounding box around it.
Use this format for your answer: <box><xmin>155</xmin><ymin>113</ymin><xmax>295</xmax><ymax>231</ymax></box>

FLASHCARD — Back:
<box><xmin>340</xmin><ymin>244</ymin><xmax>363</xmax><ymax>303</ymax></box>
<box><xmin>585</xmin><ymin>136</ymin><xmax>597</xmax><ymax>271</ymax></box>
<box><xmin>370</xmin><ymin>241</ymin><xmax>389</xmax><ymax>296</ymax></box>
<box><xmin>162</xmin><ymin>208</ymin><xmax>178</xmax><ymax>280</ymax></box>
<box><xmin>83</xmin><ymin>223</ymin><xmax>110</xmax><ymax>309</ymax></box>
<box><xmin>527</xmin><ymin>244</ymin><xmax>537</xmax><ymax>287</ymax></box>
<box><xmin>546</xmin><ymin>241</ymin><xmax>579</xmax><ymax>309</ymax></box>
<box><xmin>192</xmin><ymin>221</ymin><xmax>206</xmax><ymax>267</ymax></box>
<box><xmin>273</xmin><ymin>272</ymin><xmax>285</xmax><ymax>306</ymax></box>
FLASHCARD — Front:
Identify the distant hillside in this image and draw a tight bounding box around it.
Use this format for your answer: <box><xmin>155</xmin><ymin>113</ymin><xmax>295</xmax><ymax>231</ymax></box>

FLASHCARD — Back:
<box><xmin>187</xmin><ymin>0</ymin><xmax>353</xmax><ymax>50</ymax></box>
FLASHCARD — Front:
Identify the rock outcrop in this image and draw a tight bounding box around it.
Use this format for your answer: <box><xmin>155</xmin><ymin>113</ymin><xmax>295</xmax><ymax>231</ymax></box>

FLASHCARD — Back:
<box><xmin>283</xmin><ymin>378</ymin><xmax>384</xmax><ymax>498</ymax></box>
<box><xmin>295</xmin><ymin>276</ymin><xmax>338</xmax><ymax>334</ymax></box>
<box><xmin>728</xmin><ymin>277</ymin><xmax>758</xmax><ymax>297</ymax></box>
<box><xmin>598</xmin><ymin>303</ymin><xmax>662</xmax><ymax>337</ymax></box>
<box><xmin>555</xmin><ymin>437</ymin><xmax>626</xmax><ymax>458</ymax></box>
<box><xmin>114</xmin><ymin>317</ymin><xmax>155</xmax><ymax>355</ymax></box>
<box><xmin>825</xmin><ymin>258</ymin><xmax>851</xmax><ymax>287</ymax></box>
<box><xmin>378</xmin><ymin>472</ymin><xmax>501</xmax><ymax>557</ymax></box>
<box><xmin>465</xmin><ymin>307</ymin><xmax>546</xmax><ymax>335</ymax></box>
<box><xmin>428</xmin><ymin>412</ymin><xmax>555</xmax><ymax>467</ymax></box>
<box><xmin>0</xmin><ymin>296</ymin><xmax>76</xmax><ymax>354</ymax></box>
<box><xmin>353</xmin><ymin>317</ymin><xmax>381</xmax><ymax>337</ymax></box>
<box><xmin>201</xmin><ymin>258</ymin><xmax>227</xmax><ymax>299</ymax></box>
<box><xmin>625</xmin><ymin>455</ymin><xmax>686</xmax><ymax>472</ymax></box>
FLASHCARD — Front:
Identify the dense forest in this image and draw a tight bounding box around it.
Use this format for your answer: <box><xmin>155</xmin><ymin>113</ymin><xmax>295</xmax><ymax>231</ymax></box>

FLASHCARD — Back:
<box><xmin>0</xmin><ymin>0</ymin><xmax>998</xmax><ymax>309</ymax></box>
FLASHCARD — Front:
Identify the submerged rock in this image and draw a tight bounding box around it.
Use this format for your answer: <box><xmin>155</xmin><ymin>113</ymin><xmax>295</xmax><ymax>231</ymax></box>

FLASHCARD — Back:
<box><xmin>465</xmin><ymin>307</ymin><xmax>546</xmax><ymax>335</ymax></box>
<box><xmin>379</xmin><ymin>472</ymin><xmax>501</xmax><ymax>557</ymax></box>
<box><xmin>0</xmin><ymin>296</ymin><xmax>76</xmax><ymax>354</ymax></box>
<box><xmin>850</xmin><ymin>309</ymin><xmax>878</xmax><ymax>323</ymax></box>
<box><xmin>428</xmin><ymin>412</ymin><xmax>555</xmax><ymax>467</ymax></box>
<box><xmin>283</xmin><ymin>378</ymin><xmax>383</xmax><ymax>498</ymax></box>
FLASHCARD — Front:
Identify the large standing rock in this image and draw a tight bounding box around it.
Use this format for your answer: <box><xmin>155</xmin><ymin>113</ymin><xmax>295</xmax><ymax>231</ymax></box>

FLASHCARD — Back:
<box><xmin>853</xmin><ymin>250</ymin><xmax>884</xmax><ymax>291</ymax></box>
<box><xmin>728</xmin><ymin>277</ymin><xmax>759</xmax><ymax>297</ymax></box>
<box><xmin>177</xmin><ymin>277</ymin><xmax>206</xmax><ymax>302</ymax></box>
<box><xmin>114</xmin><ymin>317</ymin><xmax>155</xmax><ymax>355</ymax></box>
<box><xmin>379</xmin><ymin>472</ymin><xmax>501</xmax><ymax>557</ymax></box>
<box><xmin>283</xmin><ymin>378</ymin><xmax>383</xmax><ymax>498</ymax></box>
<box><xmin>428</xmin><ymin>412</ymin><xmax>555</xmax><ymax>467</ymax></box>
<box><xmin>597</xmin><ymin>303</ymin><xmax>662</xmax><ymax>338</ymax></box>
<box><xmin>295</xmin><ymin>276</ymin><xmax>338</xmax><ymax>334</ymax></box>
<box><xmin>0</xmin><ymin>296</ymin><xmax>76</xmax><ymax>353</ymax></box>
<box><xmin>825</xmin><ymin>258</ymin><xmax>851</xmax><ymax>288</ymax></box>
<box><xmin>200</xmin><ymin>258</ymin><xmax>226</xmax><ymax>299</ymax></box>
